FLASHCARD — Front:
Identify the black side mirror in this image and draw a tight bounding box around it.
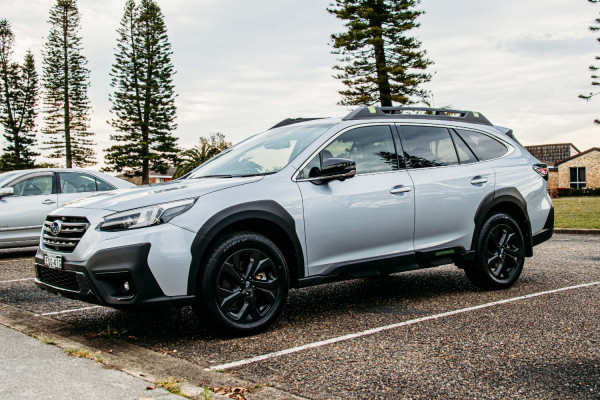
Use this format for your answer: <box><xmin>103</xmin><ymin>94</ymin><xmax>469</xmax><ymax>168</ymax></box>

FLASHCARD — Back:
<box><xmin>307</xmin><ymin>157</ymin><xmax>356</xmax><ymax>183</ymax></box>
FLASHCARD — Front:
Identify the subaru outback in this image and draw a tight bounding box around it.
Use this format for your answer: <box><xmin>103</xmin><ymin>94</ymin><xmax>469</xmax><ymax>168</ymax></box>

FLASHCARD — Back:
<box><xmin>34</xmin><ymin>106</ymin><xmax>554</xmax><ymax>334</ymax></box>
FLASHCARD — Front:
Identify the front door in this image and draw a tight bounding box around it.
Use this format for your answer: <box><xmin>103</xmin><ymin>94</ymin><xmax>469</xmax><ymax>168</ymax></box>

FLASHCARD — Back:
<box><xmin>0</xmin><ymin>172</ymin><xmax>57</xmax><ymax>247</ymax></box>
<box><xmin>296</xmin><ymin>125</ymin><xmax>415</xmax><ymax>276</ymax></box>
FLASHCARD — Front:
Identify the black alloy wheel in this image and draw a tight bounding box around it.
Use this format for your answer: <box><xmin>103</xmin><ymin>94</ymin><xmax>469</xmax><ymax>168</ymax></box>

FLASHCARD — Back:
<box><xmin>216</xmin><ymin>249</ymin><xmax>281</xmax><ymax>323</ymax></box>
<box><xmin>465</xmin><ymin>213</ymin><xmax>525</xmax><ymax>289</ymax></box>
<box><xmin>484</xmin><ymin>224</ymin><xmax>521</xmax><ymax>282</ymax></box>
<box><xmin>196</xmin><ymin>232</ymin><xmax>289</xmax><ymax>334</ymax></box>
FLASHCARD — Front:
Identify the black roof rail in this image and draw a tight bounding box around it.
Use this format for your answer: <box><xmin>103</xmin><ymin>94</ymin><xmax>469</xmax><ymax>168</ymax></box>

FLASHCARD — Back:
<box><xmin>342</xmin><ymin>106</ymin><xmax>493</xmax><ymax>126</ymax></box>
<box><xmin>269</xmin><ymin>117</ymin><xmax>324</xmax><ymax>130</ymax></box>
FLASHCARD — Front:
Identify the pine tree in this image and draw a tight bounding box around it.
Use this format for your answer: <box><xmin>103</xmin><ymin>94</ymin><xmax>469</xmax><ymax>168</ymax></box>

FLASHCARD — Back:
<box><xmin>579</xmin><ymin>0</ymin><xmax>600</xmax><ymax>123</ymax></box>
<box><xmin>0</xmin><ymin>20</ymin><xmax>39</xmax><ymax>171</ymax></box>
<box><xmin>42</xmin><ymin>0</ymin><xmax>95</xmax><ymax>168</ymax></box>
<box><xmin>104</xmin><ymin>0</ymin><xmax>178</xmax><ymax>184</ymax></box>
<box><xmin>328</xmin><ymin>0</ymin><xmax>433</xmax><ymax>107</ymax></box>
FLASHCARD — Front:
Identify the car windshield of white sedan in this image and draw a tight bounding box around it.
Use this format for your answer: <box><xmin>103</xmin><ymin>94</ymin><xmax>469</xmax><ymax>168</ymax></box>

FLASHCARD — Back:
<box><xmin>188</xmin><ymin>123</ymin><xmax>335</xmax><ymax>178</ymax></box>
<box><xmin>0</xmin><ymin>171</ymin><xmax>21</xmax><ymax>186</ymax></box>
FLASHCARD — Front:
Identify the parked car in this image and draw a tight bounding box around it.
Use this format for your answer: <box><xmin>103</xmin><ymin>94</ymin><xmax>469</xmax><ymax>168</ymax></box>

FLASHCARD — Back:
<box><xmin>0</xmin><ymin>168</ymin><xmax>135</xmax><ymax>249</ymax></box>
<box><xmin>34</xmin><ymin>107</ymin><xmax>553</xmax><ymax>334</ymax></box>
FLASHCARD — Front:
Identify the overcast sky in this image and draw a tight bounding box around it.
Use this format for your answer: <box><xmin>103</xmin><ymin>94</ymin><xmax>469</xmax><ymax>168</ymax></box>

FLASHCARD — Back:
<box><xmin>3</xmin><ymin>0</ymin><xmax>600</xmax><ymax>168</ymax></box>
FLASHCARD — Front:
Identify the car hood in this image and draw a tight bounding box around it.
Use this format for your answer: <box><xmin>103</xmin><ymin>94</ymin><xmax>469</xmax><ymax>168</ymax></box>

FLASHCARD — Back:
<box><xmin>63</xmin><ymin>176</ymin><xmax>263</xmax><ymax>212</ymax></box>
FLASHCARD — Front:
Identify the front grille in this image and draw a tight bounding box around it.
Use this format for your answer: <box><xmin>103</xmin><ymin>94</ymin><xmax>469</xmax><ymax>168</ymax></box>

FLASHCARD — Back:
<box><xmin>42</xmin><ymin>216</ymin><xmax>90</xmax><ymax>253</ymax></box>
<box><xmin>37</xmin><ymin>265</ymin><xmax>80</xmax><ymax>292</ymax></box>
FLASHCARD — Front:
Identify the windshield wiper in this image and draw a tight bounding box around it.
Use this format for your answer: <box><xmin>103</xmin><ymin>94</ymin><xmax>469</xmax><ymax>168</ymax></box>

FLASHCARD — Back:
<box><xmin>190</xmin><ymin>174</ymin><xmax>234</xmax><ymax>179</ymax></box>
<box><xmin>237</xmin><ymin>172</ymin><xmax>275</xmax><ymax>177</ymax></box>
<box><xmin>191</xmin><ymin>172</ymin><xmax>275</xmax><ymax>179</ymax></box>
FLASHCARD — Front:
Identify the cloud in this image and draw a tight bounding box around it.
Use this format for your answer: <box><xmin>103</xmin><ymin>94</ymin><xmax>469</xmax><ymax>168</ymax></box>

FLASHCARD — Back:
<box><xmin>497</xmin><ymin>34</ymin><xmax>596</xmax><ymax>56</ymax></box>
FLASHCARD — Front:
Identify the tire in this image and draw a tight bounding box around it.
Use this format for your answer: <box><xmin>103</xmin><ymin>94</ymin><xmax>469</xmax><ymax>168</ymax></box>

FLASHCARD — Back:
<box><xmin>464</xmin><ymin>213</ymin><xmax>525</xmax><ymax>290</ymax></box>
<box><xmin>195</xmin><ymin>232</ymin><xmax>289</xmax><ymax>335</ymax></box>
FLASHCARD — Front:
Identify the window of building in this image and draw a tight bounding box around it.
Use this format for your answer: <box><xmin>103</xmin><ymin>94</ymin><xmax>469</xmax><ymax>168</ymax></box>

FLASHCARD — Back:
<box><xmin>569</xmin><ymin>167</ymin><xmax>586</xmax><ymax>189</ymax></box>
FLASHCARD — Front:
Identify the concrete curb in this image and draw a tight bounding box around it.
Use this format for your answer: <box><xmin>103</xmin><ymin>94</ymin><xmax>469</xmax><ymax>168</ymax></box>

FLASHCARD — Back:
<box><xmin>554</xmin><ymin>228</ymin><xmax>600</xmax><ymax>235</ymax></box>
<box><xmin>0</xmin><ymin>303</ymin><xmax>307</xmax><ymax>400</ymax></box>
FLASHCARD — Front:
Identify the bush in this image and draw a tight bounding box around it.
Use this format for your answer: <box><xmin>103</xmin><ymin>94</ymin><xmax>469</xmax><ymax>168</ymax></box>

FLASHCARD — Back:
<box><xmin>556</xmin><ymin>187</ymin><xmax>600</xmax><ymax>197</ymax></box>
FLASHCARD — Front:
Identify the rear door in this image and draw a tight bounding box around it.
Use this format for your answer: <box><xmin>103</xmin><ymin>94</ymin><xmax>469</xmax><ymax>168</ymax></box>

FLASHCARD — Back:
<box><xmin>0</xmin><ymin>172</ymin><xmax>57</xmax><ymax>247</ymax></box>
<box><xmin>57</xmin><ymin>171</ymin><xmax>116</xmax><ymax>208</ymax></box>
<box><xmin>397</xmin><ymin>125</ymin><xmax>496</xmax><ymax>252</ymax></box>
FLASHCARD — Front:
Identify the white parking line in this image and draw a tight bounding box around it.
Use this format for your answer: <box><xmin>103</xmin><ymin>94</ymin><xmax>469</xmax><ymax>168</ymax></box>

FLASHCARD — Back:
<box><xmin>204</xmin><ymin>281</ymin><xmax>600</xmax><ymax>372</ymax></box>
<box><xmin>0</xmin><ymin>278</ymin><xmax>34</xmax><ymax>283</ymax></box>
<box><xmin>35</xmin><ymin>306</ymin><xmax>103</xmax><ymax>316</ymax></box>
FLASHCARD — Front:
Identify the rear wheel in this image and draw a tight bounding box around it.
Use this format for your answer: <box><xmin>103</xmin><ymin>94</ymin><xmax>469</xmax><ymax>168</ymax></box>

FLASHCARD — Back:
<box><xmin>196</xmin><ymin>232</ymin><xmax>289</xmax><ymax>335</ymax></box>
<box><xmin>464</xmin><ymin>213</ymin><xmax>525</xmax><ymax>289</ymax></box>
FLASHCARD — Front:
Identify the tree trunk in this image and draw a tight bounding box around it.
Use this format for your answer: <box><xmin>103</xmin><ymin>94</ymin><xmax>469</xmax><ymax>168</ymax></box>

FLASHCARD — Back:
<box><xmin>141</xmin><ymin>19</ymin><xmax>153</xmax><ymax>185</ymax></box>
<box><xmin>13</xmin><ymin>128</ymin><xmax>19</xmax><ymax>166</ymax></box>
<box><xmin>372</xmin><ymin>30</ymin><xmax>392</xmax><ymax>106</ymax></box>
<box><xmin>370</xmin><ymin>1</ymin><xmax>392</xmax><ymax>107</ymax></box>
<box><xmin>62</xmin><ymin>5</ymin><xmax>72</xmax><ymax>168</ymax></box>
<box><xmin>1</xmin><ymin>61</ymin><xmax>17</xmax><ymax>163</ymax></box>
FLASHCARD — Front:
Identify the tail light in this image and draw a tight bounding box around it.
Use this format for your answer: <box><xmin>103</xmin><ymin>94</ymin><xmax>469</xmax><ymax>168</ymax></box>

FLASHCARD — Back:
<box><xmin>533</xmin><ymin>163</ymin><xmax>548</xmax><ymax>181</ymax></box>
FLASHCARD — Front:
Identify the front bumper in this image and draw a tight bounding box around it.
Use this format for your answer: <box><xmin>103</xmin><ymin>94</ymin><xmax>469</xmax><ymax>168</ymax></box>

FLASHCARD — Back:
<box><xmin>35</xmin><ymin>244</ymin><xmax>195</xmax><ymax>309</ymax></box>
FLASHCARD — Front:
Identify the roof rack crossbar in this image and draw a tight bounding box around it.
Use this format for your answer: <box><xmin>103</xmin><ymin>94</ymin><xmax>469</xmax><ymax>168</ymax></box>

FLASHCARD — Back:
<box><xmin>269</xmin><ymin>117</ymin><xmax>325</xmax><ymax>130</ymax></box>
<box><xmin>342</xmin><ymin>106</ymin><xmax>492</xmax><ymax>126</ymax></box>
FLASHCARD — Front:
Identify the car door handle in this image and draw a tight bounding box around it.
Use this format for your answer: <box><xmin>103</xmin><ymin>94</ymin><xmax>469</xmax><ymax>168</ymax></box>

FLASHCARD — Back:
<box><xmin>41</xmin><ymin>199</ymin><xmax>56</xmax><ymax>205</ymax></box>
<box><xmin>470</xmin><ymin>176</ymin><xmax>488</xmax><ymax>185</ymax></box>
<box><xmin>390</xmin><ymin>185</ymin><xmax>412</xmax><ymax>194</ymax></box>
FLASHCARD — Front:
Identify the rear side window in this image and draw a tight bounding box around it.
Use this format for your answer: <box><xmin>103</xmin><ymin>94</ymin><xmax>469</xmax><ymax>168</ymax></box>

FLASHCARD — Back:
<box><xmin>59</xmin><ymin>172</ymin><xmax>115</xmax><ymax>193</ymax></box>
<box><xmin>400</xmin><ymin>126</ymin><xmax>458</xmax><ymax>168</ymax></box>
<box><xmin>450</xmin><ymin>130</ymin><xmax>478</xmax><ymax>164</ymax></box>
<box><xmin>455</xmin><ymin>129</ymin><xmax>508</xmax><ymax>161</ymax></box>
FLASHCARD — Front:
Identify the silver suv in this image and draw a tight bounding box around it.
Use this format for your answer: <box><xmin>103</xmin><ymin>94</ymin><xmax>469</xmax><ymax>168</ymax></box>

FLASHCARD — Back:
<box><xmin>34</xmin><ymin>107</ymin><xmax>554</xmax><ymax>334</ymax></box>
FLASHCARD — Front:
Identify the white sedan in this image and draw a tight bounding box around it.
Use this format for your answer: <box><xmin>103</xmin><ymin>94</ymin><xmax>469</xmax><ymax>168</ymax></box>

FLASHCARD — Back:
<box><xmin>0</xmin><ymin>168</ymin><xmax>135</xmax><ymax>249</ymax></box>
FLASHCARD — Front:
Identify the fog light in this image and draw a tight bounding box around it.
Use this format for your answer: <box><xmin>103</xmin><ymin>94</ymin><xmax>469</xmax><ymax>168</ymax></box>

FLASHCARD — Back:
<box><xmin>122</xmin><ymin>281</ymin><xmax>130</xmax><ymax>294</ymax></box>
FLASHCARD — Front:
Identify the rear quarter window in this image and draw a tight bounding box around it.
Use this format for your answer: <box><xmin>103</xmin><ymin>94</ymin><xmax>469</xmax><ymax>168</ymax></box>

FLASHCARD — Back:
<box><xmin>454</xmin><ymin>129</ymin><xmax>508</xmax><ymax>161</ymax></box>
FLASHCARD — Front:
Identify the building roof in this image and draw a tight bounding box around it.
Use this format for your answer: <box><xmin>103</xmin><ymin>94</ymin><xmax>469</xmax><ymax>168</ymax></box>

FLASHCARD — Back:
<box><xmin>556</xmin><ymin>147</ymin><xmax>600</xmax><ymax>165</ymax></box>
<box><xmin>525</xmin><ymin>143</ymin><xmax>580</xmax><ymax>165</ymax></box>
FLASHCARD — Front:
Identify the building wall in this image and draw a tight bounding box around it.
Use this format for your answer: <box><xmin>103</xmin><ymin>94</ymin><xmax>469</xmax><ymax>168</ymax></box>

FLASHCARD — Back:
<box><xmin>548</xmin><ymin>169</ymin><xmax>558</xmax><ymax>189</ymax></box>
<box><xmin>557</xmin><ymin>150</ymin><xmax>600</xmax><ymax>189</ymax></box>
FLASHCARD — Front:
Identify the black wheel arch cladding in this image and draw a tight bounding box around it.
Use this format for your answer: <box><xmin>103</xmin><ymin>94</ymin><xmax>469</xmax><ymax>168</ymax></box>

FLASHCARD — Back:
<box><xmin>472</xmin><ymin>187</ymin><xmax>533</xmax><ymax>257</ymax></box>
<box><xmin>187</xmin><ymin>200</ymin><xmax>304</xmax><ymax>295</ymax></box>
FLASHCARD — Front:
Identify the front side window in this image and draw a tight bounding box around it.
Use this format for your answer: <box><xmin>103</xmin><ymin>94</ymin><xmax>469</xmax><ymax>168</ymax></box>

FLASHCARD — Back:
<box><xmin>188</xmin><ymin>123</ymin><xmax>335</xmax><ymax>178</ymax></box>
<box><xmin>10</xmin><ymin>174</ymin><xmax>53</xmax><ymax>197</ymax></box>
<box><xmin>570</xmin><ymin>167</ymin><xmax>586</xmax><ymax>189</ymax></box>
<box><xmin>455</xmin><ymin>129</ymin><xmax>508</xmax><ymax>161</ymax></box>
<box><xmin>298</xmin><ymin>125</ymin><xmax>397</xmax><ymax>179</ymax></box>
<box><xmin>401</xmin><ymin>126</ymin><xmax>458</xmax><ymax>168</ymax></box>
<box><xmin>59</xmin><ymin>172</ymin><xmax>116</xmax><ymax>193</ymax></box>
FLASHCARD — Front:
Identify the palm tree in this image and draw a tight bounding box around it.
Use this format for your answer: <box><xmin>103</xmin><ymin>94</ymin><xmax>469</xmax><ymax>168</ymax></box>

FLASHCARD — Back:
<box><xmin>173</xmin><ymin>133</ymin><xmax>230</xmax><ymax>178</ymax></box>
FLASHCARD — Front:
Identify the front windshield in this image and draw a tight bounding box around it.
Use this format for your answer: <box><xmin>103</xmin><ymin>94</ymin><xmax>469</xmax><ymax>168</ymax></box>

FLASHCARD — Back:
<box><xmin>0</xmin><ymin>171</ymin><xmax>22</xmax><ymax>187</ymax></box>
<box><xmin>188</xmin><ymin>122</ymin><xmax>335</xmax><ymax>178</ymax></box>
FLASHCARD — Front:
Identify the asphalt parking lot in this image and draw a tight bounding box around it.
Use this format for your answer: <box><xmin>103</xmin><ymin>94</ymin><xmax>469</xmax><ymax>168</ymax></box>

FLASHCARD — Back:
<box><xmin>1</xmin><ymin>234</ymin><xmax>599</xmax><ymax>400</ymax></box>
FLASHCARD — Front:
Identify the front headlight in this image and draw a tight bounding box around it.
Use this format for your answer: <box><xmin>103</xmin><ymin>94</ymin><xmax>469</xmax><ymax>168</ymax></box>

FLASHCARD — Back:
<box><xmin>98</xmin><ymin>198</ymin><xmax>197</xmax><ymax>231</ymax></box>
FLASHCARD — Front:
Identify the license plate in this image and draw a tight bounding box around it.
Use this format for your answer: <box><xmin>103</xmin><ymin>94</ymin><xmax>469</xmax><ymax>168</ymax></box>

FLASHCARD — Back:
<box><xmin>44</xmin><ymin>254</ymin><xmax>63</xmax><ymax>270</ymax></box>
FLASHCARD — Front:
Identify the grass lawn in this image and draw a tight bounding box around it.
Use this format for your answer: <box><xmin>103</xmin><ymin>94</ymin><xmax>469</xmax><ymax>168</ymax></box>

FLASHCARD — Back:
<box><xmin>552</xmin><ymin>197</ymin><xmax>600</xmax><ymax>229</ymax></box>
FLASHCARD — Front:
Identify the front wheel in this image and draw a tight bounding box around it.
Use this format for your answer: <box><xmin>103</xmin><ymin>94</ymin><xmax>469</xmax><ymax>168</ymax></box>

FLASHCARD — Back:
<box><xmin>464</xmin><ymin>213</ymin><xmax>525</xmax><ymax>290</ymax></box>
<box><xmin>196</xmin><ymin>232</ymin><xmax>289</xmax><ymax>335</ymax></box>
